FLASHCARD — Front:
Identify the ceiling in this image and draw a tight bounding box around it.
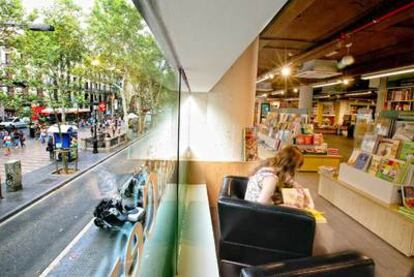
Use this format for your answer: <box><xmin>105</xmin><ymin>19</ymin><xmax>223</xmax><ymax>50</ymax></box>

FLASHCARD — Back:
<box><xmin>134</xmin><ymin>0</ymin><xmax>287</xmax><ymax>92</ymax></box>
<box><xmin>258</xmin><ymin>0</ymin><xmax>414</xmax><ymax>92</ymax></box>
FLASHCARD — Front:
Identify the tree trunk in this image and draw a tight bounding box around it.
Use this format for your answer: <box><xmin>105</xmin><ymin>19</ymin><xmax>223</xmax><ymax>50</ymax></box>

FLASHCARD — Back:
<box><xmin>120</xmin><ymin>72</ymin><xmax>129</xmax><ymax>127</ymax></box>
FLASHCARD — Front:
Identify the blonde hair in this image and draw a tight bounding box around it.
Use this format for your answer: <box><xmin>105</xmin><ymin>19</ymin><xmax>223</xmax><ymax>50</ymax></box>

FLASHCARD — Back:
<box><xmin>257</xmin><ymin>145</ymin><xmax>304</xmax><ymax>189</ymax></box>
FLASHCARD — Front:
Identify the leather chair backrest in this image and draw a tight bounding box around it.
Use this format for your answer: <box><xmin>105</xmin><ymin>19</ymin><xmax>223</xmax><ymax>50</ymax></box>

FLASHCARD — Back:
<box><xmin>218</xmin><ymin>176</ymin><xmax>316</xmax><ymax>266</ymax></box>
<box><xmin>220</xmin><ymin>175</ymin><xmax>249</xmax><ymax>199</ymax></box>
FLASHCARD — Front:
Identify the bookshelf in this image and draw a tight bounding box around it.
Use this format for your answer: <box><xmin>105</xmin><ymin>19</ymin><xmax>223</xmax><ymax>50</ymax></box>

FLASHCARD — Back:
<box><xmin>385</xmin><ymin>86</ymin><xmax>414</xmax><ymax>111</ymax></box>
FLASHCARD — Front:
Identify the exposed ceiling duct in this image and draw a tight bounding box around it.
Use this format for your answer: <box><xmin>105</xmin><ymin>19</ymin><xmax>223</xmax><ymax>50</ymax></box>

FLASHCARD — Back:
<box><xmin>295</xmin><ymin>59</ymin><xmax>342</xmax><ymax>79</ymax></box>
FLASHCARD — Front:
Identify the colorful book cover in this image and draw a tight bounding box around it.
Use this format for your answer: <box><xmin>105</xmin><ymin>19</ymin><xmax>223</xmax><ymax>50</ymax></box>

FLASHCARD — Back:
<box><xmin>376</xmin><ymin>139</ymin><xmax>400</xmax><ymax>159</ymax></box>
<box><xmin>398</xmin><ymin>141</ymin><xmax>414</xmax><ymax>163</ymax></box>
<box><xmin>353</xmin><ymin>152</ymin><xmax>372</xmax><ymax>171</ymax></box>
<box><xmin>392</xmin><ymin>121</ymin><xmax>414</xmax><ymax>141</ymax></box>
<box><xmin>367</xmin><ymin>155</ymin><xmax>382</xmax><ymax>176</ymax></box>
<box><xmin>313</xmin><ymin>133</ymin><xmax>324</xmax><ymax>145</ymax></box>
<box><xmin>348</xmin><ymin>149</ymin><xmax>361</xmax><ymax>164</ymax></box>
<box><xmin>401</xmin><ymin>186</ymin><xmax>414</xmax><ymax>211</ymax></box>
<box><xmin>376</xmin><ymin>159</ymin><xmax>405</xmax><ymax>182</ymax></box>
<box><xmin>360</xmin><ymin>134</ymin><xmax>378</xmax><ymax>154</ymax></box>
<box><xmin>281</xmin><ymin>188</ymin><xmax>314</xmax><ymax>209</ymax></box>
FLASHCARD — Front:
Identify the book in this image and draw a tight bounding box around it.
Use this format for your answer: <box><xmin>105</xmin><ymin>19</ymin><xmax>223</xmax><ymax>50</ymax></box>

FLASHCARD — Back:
<box><xmin>392</xmin><ymin>121</ymin><xmax>414</xmax><ymax>141</ymax></box>
<box><xmin>376</xmin><ymin>159</ymin><xmax>406</xmax><ymax>182</ymax></box>
<box><xmin>367</xmin><ymin>155</ymin><xmax>382</xmax><ymax>176</ymax></box>
<box><xmin>348</xmin><ymin>149</ymin><xmax>361</xmax><ymax>164</ymax></box>
<box><xmin>375</xmin><ymin>118</ymin><xmax>392</xmax><ymax>137</ymax></box>
<box><xmin>304</xmin><ymin>208</ymin><xmax>327</xmax><ymax>224</ymax></box>
<box><xmin>281</xmin><ymin>188</ymin><xmax>314</xmax><ymax>209</ymax></box>
<box><xmin>353</xmin><ymin>152</ymin><xmax>372</xmax><ymax>171</ymax></box>
<box><xmin>398</xmin><ymin>141</ymin><xmax>414</xmax><ymax>163</ymax></box>
<box><xmin>313</xmin><ymin>133</ymin><xmax>324</xmax><ymax>145</ymax></box>
<box><xmin>360</xmin><ymin>134</ymin><xmax>379</xmax><ymax>153</ymax></box>
<box><xmin>376</xmin><ymin>138</ymin><xmax>400</xmax><ymax>158</ymax></box>
<box><xmin>401</xmin><ymin>186</ymin><xmax>414</xmax><ymax>210</ymax></box>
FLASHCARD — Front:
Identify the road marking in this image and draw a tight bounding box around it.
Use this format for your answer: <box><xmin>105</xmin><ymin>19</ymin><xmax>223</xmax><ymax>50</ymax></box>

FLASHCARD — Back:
<box><xmin>0</xmin><ymin>136</ymin><xmax>144</xmax><ymax>228</ymax></box>
<box><xmin>39</xmin><ymin>218</ymin><xmax>95</xmax><ymax>277</ymax></box>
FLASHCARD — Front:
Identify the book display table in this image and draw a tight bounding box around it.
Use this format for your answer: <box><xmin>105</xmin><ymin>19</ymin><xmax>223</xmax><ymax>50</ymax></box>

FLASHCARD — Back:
<box><xmin>318</xmin><ymin>171</ymin><xmax>414</xmax><ymax>257</ymax></box>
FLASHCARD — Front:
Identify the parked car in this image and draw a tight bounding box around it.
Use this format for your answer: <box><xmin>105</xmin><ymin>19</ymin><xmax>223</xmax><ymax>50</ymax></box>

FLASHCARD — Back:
<box><xmin>0</xmin><ymin>117</ymin><xmax>28</xmax><ymax>129</ymax></box>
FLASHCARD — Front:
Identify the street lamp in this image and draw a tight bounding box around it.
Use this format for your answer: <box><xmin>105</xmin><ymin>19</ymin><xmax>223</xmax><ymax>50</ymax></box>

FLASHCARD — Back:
<box><xmin>93</xmin><ymin>101</ymin><xmax>99</xmax><ymax>154</ymax></box>
<box><xmin>0</xmin><ymin>21</ymin><xmax>55</xmax><ymax>32</ymax></box>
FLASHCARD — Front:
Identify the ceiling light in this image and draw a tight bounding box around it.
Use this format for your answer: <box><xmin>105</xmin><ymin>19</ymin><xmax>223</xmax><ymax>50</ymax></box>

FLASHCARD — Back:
<box><xmin>325</xmin><ymin>51</ymin><xmax>338</xmax><ymax>57</ymax></box>
<box><xmin>314</xmin><ymin>95</ymin><xmax>331</xmax><ymax>99</ymax></box>
<box><xmin>271</xmin><ymin>90</ymin><xmax>284</xmax><ymax>95</ymax></box>
<box><xmin>312</xmin><ymin>80</ymin><xmax>342</xmax><ymax>88</ymax></box>
<box><xmin>281</xmin><ymin>65</ymin><xmax>291</xmax><ymax>77</ymax></box>
<box><xmin>342</xmin><ymin>79</ymin><xmax>350</xmax><ymax>85</ymax></box>
<box><xmin>256</xmin><ymin>88</ymin><xmax>273</xmax><ymax>92</ymax></box>
<box><xmin>345</xmin><ymin>91</ymin><xmax>372</xmax><ymax>97</ymax></box>
<box><xmin>293</xmin><ymin>88</ymin><xmax>298</xmax><ymax>93</ymax></box>
<box><xmin>361</xmin><ymin>65</ymin><xmax>414</xmax><ymax>80</ymax></box>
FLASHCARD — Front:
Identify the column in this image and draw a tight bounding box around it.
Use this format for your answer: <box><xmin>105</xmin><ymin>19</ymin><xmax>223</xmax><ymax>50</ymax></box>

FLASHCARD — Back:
<box><xmin>298</xmin><ymin>85</ymin><xmax>313</xmax><ymax>112</ymax></box>
<box><xmin>375</xmin><ymin>77</ymin><xmax>387</xmax><ymax>118</ymax></box>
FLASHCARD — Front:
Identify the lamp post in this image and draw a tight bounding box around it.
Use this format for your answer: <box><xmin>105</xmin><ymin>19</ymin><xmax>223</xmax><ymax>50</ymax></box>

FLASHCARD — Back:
<box><xmin>0</xmin><ymin>22</ymin><xmax>55</xmax><ymax>32</ymax></box>
<box><xmin>93</xmin><ymin>101</ymin><xmax>99</xmax><ymax>154</ymax></box>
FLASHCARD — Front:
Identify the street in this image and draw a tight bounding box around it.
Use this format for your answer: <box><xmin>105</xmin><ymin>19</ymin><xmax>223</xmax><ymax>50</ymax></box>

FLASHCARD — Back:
<box><xmin>0</xmin><ymin>116</ymin><xmax>178</xmax><ymax>277</ymax></box>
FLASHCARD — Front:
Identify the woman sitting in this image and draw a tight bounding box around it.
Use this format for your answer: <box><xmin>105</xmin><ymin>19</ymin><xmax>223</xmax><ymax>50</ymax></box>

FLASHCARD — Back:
<box><xmin>245</xmin><ymin>145</ymin><xmax>313</xmax><ymax>209</ymax></box>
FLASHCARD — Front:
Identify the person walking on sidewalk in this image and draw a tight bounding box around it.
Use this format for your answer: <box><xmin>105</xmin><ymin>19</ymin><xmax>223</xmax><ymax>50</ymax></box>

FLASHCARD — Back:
<box><xmin>19</xmin><ymin>130</ymin><xmax>25</xmax><ymax>148</ymax></box>
<box><xmin>3</xmin><ymin>131</ymin><xmax>12</xmax><ymax>156</ymax></box>
<box><xmin>46</xmin><ymin>135</ymin><xmax>55</xmax><ymax>160</ymax></box>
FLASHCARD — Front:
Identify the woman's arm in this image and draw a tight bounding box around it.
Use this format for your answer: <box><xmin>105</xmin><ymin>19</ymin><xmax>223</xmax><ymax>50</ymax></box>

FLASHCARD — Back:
<box><xmin>257</xmin><ymin>176</ymin><xmax>277</xmax><ymax>205</ymax></box>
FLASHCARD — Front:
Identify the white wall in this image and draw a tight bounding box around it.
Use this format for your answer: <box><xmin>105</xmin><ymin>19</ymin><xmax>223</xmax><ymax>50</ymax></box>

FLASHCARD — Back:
<box><xmin>180</xmin><ymin>38</ymin><xmax>258</xmax><ymax>161</ymax></box>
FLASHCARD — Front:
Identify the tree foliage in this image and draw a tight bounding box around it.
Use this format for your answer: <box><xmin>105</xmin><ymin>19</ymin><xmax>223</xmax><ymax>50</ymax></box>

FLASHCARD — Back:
<box><xmin>1</xmin><ymin>0</ymin><xmax>176</xmax><ymax>122</ymax></box>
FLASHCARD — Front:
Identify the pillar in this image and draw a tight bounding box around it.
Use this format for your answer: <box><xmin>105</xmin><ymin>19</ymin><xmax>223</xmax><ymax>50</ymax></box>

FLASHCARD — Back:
<box><xmin>375</xmin><ymin>77</ymin><xmax>388</xmax><ymax>118</ymax></box>
<box><xmin>298</xmin><ymin>86</ymin><xmax>313</xmax><ymax>112</ymax></box>
<box><xmin>5</xmin><ymin>160</ymin><xmax>22</xmax><ymax>192</ymax></box>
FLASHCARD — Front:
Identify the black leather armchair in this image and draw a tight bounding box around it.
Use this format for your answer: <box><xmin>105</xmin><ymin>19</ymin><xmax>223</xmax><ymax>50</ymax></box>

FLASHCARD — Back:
<box><xmin>240</xmin><ymin>250</ymin><xmax>375</xmax><ymax>277</ymax></box>
<box><xmin>218</xmin><ymin>176</ymin><xmax>316</xmax><ymax>268</ymax></box>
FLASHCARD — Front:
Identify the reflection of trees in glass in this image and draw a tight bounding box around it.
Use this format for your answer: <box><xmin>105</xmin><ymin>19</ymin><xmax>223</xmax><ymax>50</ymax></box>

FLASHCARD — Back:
<box><xmin>1</xmin><ymin>0</ymin><xmax>176</xmax><ymax>126</ymax></box>
<box><xmin>87</xmin><ymin>0</ymin><xmax>177</xmax><ymax>124</ymax></box>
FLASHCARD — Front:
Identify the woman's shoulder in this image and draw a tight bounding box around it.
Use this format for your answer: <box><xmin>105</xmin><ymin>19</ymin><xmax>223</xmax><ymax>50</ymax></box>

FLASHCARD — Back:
<box><xmin>254</xmin><ymin>167</ymin><xmax>278</xmax><ymax>180</ymax></box>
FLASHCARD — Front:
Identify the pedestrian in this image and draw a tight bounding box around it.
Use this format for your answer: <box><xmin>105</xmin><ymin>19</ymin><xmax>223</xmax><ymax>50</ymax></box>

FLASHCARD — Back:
<box><xmin>3</xmin><ymin>131</ymin><xmax>12</xmax><ymax>156</ymax></box>
<box><xmin>0</xmin><ymin>129</ymin><xmax>4</xmax><ymax>148</ymax></box>
<box><xmin>40</xmin><ymin>127</ymin><xmax>47</xmax><ymax>144</ymax></box>
<box><xmin>46</xmin><ymin>135</ymin><xmax>55</xmax><ymax>160</ymax></box>
<box><xmin>19</xmin><ymin>130</ymin><xmax>25</xmax><ymax>148</ymax></box>
<box><xmin>12</xmin><ymin>128</ymin><xmax>20</xmax><ymax>148</ymax></box>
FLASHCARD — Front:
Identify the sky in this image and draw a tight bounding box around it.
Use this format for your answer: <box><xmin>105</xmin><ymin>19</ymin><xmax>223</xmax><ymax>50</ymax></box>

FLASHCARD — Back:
<box><xmin>21</xmin><ymin>0</ymin><xmax>94</xmax><ymax>14</ymax></box>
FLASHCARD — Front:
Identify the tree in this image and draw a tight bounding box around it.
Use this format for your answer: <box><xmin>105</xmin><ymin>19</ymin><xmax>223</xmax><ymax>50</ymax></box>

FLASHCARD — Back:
<box><xmin>87</xmin><ymin>0</ymin><xmax>175</xmax><ymax>127</ymax></box>
<box><xmin>14</xmin><ymin>0</ymin><xmax>86</xmax><ymax>123</ymax></box>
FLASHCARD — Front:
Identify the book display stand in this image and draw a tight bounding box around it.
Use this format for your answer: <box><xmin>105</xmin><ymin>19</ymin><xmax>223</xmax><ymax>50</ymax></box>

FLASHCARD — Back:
<box><xmin>258</xmin><ymin>108</ymin><xmax>342</xmax><ymax>171</ymax></box>
<box><xmin>319</xmin><ymin>111</ymin><xmax>414</xmax><ymax>256</ymax></box>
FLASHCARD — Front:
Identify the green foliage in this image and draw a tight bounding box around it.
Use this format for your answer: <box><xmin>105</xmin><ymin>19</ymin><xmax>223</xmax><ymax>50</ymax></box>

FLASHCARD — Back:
<box><xmin>0</xmin><ymin>0</ymin><xmax>25</xmax><ymax>45</ymax></box>
<box><xmin>1</xmin><ymin>0</ymin><xmax>176</xmax><ymax>120</ymax></box>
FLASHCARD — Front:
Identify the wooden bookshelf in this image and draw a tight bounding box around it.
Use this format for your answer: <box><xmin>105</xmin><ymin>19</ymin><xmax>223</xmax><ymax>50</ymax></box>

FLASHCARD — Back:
<box><xmin>385</xmin><ymin>86</ymin><xmax>414</xmax><ymax>111</ymax></box>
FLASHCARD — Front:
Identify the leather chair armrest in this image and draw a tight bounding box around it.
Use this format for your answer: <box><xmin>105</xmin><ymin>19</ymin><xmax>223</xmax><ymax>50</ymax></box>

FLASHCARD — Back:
<box><xmin>240</xmin><ymin>250</ymin><xmax>375</xmax><ymax>277</ymax></box>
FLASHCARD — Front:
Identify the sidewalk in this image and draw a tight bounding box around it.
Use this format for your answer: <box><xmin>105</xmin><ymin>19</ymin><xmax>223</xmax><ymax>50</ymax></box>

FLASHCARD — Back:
<box><xmin>0</xmin><ymin>130</ymin><xmax>139</xmax><ymax>223</ymax></box>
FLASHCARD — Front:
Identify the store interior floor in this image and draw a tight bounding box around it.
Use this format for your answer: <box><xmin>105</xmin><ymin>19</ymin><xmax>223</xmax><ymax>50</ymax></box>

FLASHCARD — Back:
<box><xmin>211</xmin><ymin>134</ymin><xmax>414</xmax><ymax>277</ymax></box>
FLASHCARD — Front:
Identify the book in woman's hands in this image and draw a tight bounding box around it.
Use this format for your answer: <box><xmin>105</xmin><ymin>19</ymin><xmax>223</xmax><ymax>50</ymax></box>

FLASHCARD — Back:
<box><xmin>281</xmin><ymin>188</ymin><xmax>314</xmax><ymax>209</ymax></box>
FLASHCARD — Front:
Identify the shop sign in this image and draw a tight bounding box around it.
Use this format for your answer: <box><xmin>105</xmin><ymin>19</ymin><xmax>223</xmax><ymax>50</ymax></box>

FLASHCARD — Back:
<box><xmin>99</xmin><ymin>102</ymin><xmax>106</xmax><ymax>112</ymax></box>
